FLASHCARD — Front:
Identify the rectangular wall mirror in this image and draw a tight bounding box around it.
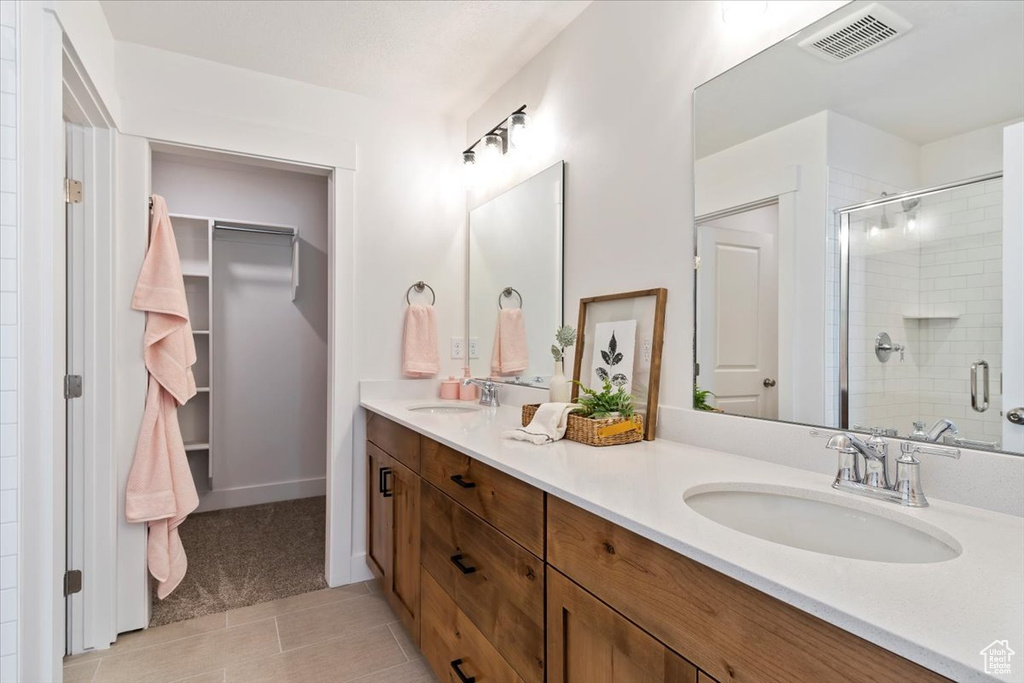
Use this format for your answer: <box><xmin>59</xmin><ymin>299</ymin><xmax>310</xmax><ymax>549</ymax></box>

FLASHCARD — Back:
<box><xmin>468</xmin><ymin>161</ymin><xmax>564</xmax><ymax>386</ymax></box>
<box><xmin>693</xmin><ymin>1</ymin><xmax>1023</xmax><ymax>455</ymax></box>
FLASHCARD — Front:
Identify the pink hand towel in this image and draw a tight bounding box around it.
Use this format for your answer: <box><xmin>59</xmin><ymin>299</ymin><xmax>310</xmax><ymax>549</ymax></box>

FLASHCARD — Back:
<box><xmin>402</xmin><ymin>304</ymin><xmax>440</xmax><ymax>378</ymax></box>
<box><xmin>125</xmin><ymin>195</ymin><xmax>199</xmax><ymax>600</ymax></box>
<box><xmin>491</xmin><ymin>308</ymin><xmax>528</xmax><ymax>376</ymax></box>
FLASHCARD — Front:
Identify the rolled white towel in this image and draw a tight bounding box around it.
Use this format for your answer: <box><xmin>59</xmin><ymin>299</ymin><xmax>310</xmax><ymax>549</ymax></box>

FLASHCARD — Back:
<box><xmin>504</xmin><ymin>402</ymin><xmax>581</xmax><ymax>445</ymax></box>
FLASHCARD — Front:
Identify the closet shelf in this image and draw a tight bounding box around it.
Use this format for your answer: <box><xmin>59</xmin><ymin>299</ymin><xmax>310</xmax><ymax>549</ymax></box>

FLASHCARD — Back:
<box><xmin>195</xmin><ymin>387</ymin><xmax>211</xmax><ymax>393</ymax></box>
<box><xmin>902</xmin><ymin>310</ymin><xmax>960</xmax><ymax>321</ymax></box>
<box><xmin>193</xmin><ymin>330</ymin><xmax>210</xmax><ymax>335</ymax></box>
<box><xmin>182</xmin><ymin>270</ymin><xmax>211</xmax><ymax>279</ymax></box>
<box><xmin>184</xmin><ymin>442</ymin><xmax>210</xmax><ymax>452</ymax></box>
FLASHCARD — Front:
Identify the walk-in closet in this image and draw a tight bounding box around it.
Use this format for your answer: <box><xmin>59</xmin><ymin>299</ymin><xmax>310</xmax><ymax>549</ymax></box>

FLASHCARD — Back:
<box><xmin>148</xmin><ymin>148</ymin><xmax>331</xmax><ymax>625</ymax></box>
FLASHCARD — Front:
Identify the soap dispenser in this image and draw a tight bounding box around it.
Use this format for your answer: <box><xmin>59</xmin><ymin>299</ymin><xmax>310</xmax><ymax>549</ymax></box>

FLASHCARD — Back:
<box><xmin>440</xmin><ymin>376</ymin><xmax>460</xmax><ymax>400</ymax></box>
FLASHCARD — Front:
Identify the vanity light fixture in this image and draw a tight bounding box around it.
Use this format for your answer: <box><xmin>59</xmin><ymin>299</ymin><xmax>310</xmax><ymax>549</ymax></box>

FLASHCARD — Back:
<box><xmin>508</xmin><ymin>111</ymin><xmax>530</xmax><ymax>151</ymax></box>
<box><xmin>462</xmin><ymin>104</ymin><xmax>528</xmax><ymax>167</ymax></box>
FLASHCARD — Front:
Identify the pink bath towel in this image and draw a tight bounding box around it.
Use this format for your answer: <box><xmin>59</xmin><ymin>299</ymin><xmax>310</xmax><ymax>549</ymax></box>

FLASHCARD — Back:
<box><xmin>402</xmin><ymin>304</ymin><xmax>440</xmax><ymax>377</ymax></box>
<box><xmin>491</xmin><ymin>308</ymin><xmax>528</xmax><ymax>376</ymax></box>
<box><xmin>125</xmin><ymin>195</ymin><xmax>199</xmax><ymax>600</ymax></box>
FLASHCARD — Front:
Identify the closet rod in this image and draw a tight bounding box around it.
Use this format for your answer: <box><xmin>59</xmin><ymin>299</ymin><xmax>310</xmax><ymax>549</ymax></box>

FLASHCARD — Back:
<box><xmin>213</xmin><ymin>223</ymin><xmax>296</xmax><ymax>238</ymax></box>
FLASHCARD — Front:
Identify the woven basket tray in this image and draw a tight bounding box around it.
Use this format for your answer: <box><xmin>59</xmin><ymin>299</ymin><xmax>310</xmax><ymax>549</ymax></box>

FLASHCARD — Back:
<box><xmin>521</xmin><ymin>404</ymin><xmax>643</xmax><ymax>447</ymax></box>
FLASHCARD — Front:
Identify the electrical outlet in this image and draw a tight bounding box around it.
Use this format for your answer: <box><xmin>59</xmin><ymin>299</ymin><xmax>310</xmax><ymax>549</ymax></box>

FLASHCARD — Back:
<box><xmin>468</xmin><ymin>337</ymin><xmax>480</xmax><ymax>359</ymax></box>
<box><xmin>451</xmin><ymin>337</ymin><xmax>465</xmax><ymax>359</ymax></box>
<box><xmin>642</xmin><ymin>338</ymin><xmax>653</xmax><ymax>363</ymax></box>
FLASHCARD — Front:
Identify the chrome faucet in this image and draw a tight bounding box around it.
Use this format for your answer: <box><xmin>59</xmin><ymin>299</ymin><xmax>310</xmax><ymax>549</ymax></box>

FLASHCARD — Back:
<box><xmin>823</xmin><ymin>431</ymin><xmax>959</xmax><ymax>507</ymax></box>
<box><xmin>911</xmin><ymin>419</ymin><xmax>959</xmax><ymax>443</ymax></box>
<box><xmin>462</xmin><ymin>378</ymin><xmax>501</xmax><ymax>407</ymax></box>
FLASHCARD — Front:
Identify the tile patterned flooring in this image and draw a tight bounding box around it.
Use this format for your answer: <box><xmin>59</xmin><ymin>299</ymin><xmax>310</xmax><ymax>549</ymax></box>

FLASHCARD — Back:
<box><xmin>63</xmin><ymin>581</ymin><xmax>437</xmax><ymax>683</ymax></box>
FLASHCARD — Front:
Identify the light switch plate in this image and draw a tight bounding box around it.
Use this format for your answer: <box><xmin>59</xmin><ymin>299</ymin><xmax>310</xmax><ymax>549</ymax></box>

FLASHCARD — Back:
<box><xmin>468</xmin><ymin>337</ymin><xmax>480</xmax><ymax>359</ymax></box>
<box><xmin>451</xmin><ymin>337</ymin><xmax>465</xmax><ymax>359</ymax></box>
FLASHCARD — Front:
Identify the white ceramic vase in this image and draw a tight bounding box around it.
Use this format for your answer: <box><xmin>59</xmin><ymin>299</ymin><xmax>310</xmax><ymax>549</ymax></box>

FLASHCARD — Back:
<box><xmin>549</xmin><ymin>360</ymin><xmax>572</xmax><ymax>403</ymax></box>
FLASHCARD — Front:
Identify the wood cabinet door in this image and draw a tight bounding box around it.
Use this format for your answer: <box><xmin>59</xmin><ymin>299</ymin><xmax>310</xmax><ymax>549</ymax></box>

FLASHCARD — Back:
<box><xmin>388</xmin><ymin>457</ymin><xmax>421</xmax><ymax>644</ymax></box>
<box><xmin>366</xmin><ymin>442</ymin><xmax>391</xmax><ymax>582</ymax></box>
<box><xmin>547</xmin><ymin>567</ymin><xmax>698</xmax><ymax>683</ymax></box>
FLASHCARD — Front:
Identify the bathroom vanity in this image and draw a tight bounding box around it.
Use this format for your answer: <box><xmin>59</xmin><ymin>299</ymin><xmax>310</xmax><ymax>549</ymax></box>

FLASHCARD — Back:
<box><xmin>362</xmin><ymin>402</ymin><xmax>1021</xmax><ymax>682</ymax></box>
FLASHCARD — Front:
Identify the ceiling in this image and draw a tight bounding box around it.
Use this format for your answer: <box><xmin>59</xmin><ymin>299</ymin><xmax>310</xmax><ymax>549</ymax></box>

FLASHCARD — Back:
<box><xmin>695</xmin><ymin>1</ymin><xmax>1024</xmax><ymax>157</ymax></box>
<box><xmin>100</xmin><ymin>0</ymin><xmax>590</xmax><ymax>117</ymax></box>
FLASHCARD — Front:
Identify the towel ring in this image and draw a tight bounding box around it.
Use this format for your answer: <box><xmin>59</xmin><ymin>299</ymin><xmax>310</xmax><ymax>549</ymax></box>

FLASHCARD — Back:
<box><xmin>498</xmin><ymin>287</ymin><xmax>523</xmax><ymax>310</ymax></box>
<box><xmin>406</xmin><ymin>281</ymin><xmax>436</xmax><ymax>305</ymax></box>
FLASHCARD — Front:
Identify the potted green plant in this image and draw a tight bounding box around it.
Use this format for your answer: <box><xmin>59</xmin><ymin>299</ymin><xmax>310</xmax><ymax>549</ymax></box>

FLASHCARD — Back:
<box><xmin>549</xmin><ymin>325</ymin><xmax>577</xmax><ymax>402</ymax></box>
<box><xmin>574</xmin><ymin>378</ymin><xmax>635</xmax><ymax>418</ymax></box>
<box><xmin>694</xmin><ymin>383</ymin><xmax>720</xmax><ymax>412</ymax></box>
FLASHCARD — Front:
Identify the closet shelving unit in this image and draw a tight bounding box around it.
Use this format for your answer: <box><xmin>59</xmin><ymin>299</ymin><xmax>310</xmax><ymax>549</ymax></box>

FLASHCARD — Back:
<box><xmin>169</xmin><ymin>211</ymin><xmax>298</xmax><ymax>487</ymax></box>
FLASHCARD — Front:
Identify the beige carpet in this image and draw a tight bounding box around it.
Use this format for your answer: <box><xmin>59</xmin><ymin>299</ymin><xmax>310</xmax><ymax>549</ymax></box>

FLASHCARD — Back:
<box><xmin>150</xmin><ymin>496</ymin><xmax>329</xmax><ymax>627</ymax></box>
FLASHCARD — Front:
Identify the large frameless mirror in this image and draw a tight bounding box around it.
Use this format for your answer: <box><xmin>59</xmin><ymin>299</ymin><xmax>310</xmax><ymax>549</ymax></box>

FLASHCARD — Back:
<box><xmin>693</xmin><ymin>1</ymin><xmax>1024</xmax><ymax>454</ymax></box>
<box><xmin>468</xmin><ymin>161</ymin><xmax>564</xmax><ymax>387</ymax></box>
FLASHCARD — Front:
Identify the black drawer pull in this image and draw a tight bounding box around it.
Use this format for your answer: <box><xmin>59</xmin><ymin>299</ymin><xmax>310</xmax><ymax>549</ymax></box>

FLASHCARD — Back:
<box><xmin>450</xmin><ymin>658</ymin><xmax>476</xmax><ymax>683</ymax></box>
<box><xmin>450</xmin><ymin>474</ymin><xmax>476</xmax><ymax>489</ymax></box>
<box><xmin>381</xmin><ymin>467</ymin><xmax>393</xmax><ymax>498</ymax></box>
<box><xmin>450</xmin><ymin>553</ymin><xmax>477</xmax><ymax>575</ymax></box>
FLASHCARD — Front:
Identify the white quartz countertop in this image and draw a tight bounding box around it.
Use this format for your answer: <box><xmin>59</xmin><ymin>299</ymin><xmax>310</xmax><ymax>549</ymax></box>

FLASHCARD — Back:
<box><xmin>360</xmin><ymin>398</ymin><xmax>1024</xmax><ymax>682</ymax></box>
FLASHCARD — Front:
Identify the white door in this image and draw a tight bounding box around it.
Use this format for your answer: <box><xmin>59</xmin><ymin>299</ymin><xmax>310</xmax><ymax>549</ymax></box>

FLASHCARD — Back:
<box><xmin>1003</xmin><ymin>123</ymin><xmax>1024</xmax><ymax>453</ymax></box>
<box><xmin>697</xmin><ymin>206</ymin><xmax>779</xmax><ymax>418</ymax></box>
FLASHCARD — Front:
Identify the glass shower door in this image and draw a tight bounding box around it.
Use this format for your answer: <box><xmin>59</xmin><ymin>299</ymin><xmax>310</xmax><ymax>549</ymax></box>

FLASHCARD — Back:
<box><xmin>841</xmin><ymin>174</ymin><xmax>1006</xmax><ymax>450</ymax></box>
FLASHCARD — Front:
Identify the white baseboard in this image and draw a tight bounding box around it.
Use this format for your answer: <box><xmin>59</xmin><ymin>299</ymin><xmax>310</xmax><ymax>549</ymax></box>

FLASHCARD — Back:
<box><xmin>194</xmin><ymin>477</ymin><xmax>327</xmax><ymax>513</ymax></box>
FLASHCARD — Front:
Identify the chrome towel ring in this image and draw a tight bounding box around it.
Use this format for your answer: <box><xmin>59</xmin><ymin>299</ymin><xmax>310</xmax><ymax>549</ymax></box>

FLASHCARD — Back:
<box><xmin>406</xmin><ymin>281</ymin><xmax>436</xmax><ymax>305</ymax></box>
<box><xmin>498</xmin><ymin>287</ymin><xmax>523</xmax><ymax>309</ymax></box>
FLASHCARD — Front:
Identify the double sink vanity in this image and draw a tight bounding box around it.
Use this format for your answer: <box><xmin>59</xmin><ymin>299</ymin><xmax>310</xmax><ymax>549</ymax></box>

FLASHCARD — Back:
<box><xmin>362</xmin><ymin>398</ymin><xmax>1023</xmax><ymax>682</ymax></box>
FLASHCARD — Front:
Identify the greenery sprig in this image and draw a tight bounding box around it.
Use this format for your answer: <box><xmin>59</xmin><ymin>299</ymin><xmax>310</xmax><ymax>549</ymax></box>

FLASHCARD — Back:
<box><xmin>573</xmin><ymin>379</ymin><xmax>635</xmax><ymax>419</ymax></box>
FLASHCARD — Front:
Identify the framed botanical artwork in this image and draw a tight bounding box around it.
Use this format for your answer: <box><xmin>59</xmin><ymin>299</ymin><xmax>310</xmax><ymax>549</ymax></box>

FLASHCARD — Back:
<box><xmin>572</xmin><ymin>288</ymin><xmax>668</xmax><ymax>440</ymax></box>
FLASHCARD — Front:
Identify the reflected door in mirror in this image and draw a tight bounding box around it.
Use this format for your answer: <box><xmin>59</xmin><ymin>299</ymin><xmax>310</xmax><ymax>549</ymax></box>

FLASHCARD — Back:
<box><xmin>696</xmin><ymin>203</ymin><xmax>779</xmax><ymax>419</ymax></box>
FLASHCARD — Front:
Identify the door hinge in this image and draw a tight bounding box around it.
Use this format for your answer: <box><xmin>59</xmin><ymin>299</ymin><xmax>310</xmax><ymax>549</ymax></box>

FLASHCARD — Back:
<box><xmin>694</xmin><ymin>255</ymin><xmax>701</xmax><ymax>270</ymax></box>
<box><xmin>64</xmin><ymin>570</ymin><xmax>83</xmax><ymax>597</ymax></box>
<box><xmin>64</xmin><ymin>374</ymin><xmax>83</xmax><ymax>399</ymax></box>
<box><xmin>695</xmin><ymin>362</ymin><xmax>700</xmax><ymax>376</ymax></box>
<box><xmin>64</xmin><ymin>178</ymin><xmax>83</xmax><ymax>204</ymax></box>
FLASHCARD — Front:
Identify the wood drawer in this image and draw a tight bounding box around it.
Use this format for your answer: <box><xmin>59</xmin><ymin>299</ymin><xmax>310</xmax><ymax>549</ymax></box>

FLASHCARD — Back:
<box><xmin>421</xmin><ymin>481</ymin><xmax>545</xmax><ymax>683</ymax></box>
<box><xmin>367</xmin><ymin>412</ymin><xmax>421</xmax><ymax>472</ymax></box>
<box><xmin>421</xmin><ymin>568</ymin><xmax>525</xmax><ymax>683</ymax></box>
<box><xmin>421</xmin><ymin>438</ymin><xmax>544</xmax><ymax>556</ymax></box>
<box><xmin>547</xmin><ymin>496</ymin><xmax>950</xmax><ymax>683</ymax></box>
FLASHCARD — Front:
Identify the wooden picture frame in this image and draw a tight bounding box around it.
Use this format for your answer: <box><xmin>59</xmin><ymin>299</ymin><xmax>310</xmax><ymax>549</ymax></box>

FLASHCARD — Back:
<box><xmin>571</xmin><ymin>288</ymin><xmax>668</xmax><ymax>440</ymax></box>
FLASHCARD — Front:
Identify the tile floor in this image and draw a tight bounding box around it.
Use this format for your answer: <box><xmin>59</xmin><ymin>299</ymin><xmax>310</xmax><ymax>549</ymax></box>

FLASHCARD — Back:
<box><xmin>63</xmin><ymin>581</ymin><xmax>437</xmax><ymax>683</ymax></box>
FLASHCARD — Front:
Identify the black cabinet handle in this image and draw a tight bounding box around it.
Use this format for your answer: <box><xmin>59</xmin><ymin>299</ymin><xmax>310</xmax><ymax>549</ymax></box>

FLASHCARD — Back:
<box><xmin>450</xmin><ymin>659</ymin><xmax>476</xmax><ymax>683</ymax></box>
<box><xmin>381</xmin><ymin>467</ymin><xmax>393</xmax><ymax>498</ymax></box>
<box><xmin>378</xmin><ymin>466</ymin><xmax>386</xmax><ymax>494</ymax></box>
<box><xmin>450</xmin><ymin>553</ymin><xmax>477</xmax><ymax>575</ymax></box>
<box><xmin>450</xmin><ymin>474</ymin><xmax>476</xmax><ymax>489</ymax></box>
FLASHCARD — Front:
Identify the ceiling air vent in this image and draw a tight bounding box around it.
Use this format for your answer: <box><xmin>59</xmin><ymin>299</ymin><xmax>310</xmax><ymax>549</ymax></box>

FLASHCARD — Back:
<box><xmin>798</xmin><ymin>3</ymin><xmax>912</xmax><ymax>62</ymax></box>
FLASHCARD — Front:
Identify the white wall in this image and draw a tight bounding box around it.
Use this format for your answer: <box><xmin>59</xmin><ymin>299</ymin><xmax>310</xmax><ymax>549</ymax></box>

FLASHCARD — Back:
<box><xmin>152</xmin><ymin>154</ymin><xmax>330</xmax><ymax>510</ymax></box>
<box><xmin>467</xmin><ymin>0</ymin><xmax>848</xmax><ymax>414</ymax></box>
<box><xmin>0</xmin><ymin>3</ymin><xmax>19</xmax><ymax>679</ymax></box>
<box><xmin>920</xmin><ymin>118</ymin><xmax>1023</xmax><ymax>187</ymax></box>
<box><xmin>115</xmin><ymin>43</ymin><xmax>467</xmax><ymax>382</ymax></box>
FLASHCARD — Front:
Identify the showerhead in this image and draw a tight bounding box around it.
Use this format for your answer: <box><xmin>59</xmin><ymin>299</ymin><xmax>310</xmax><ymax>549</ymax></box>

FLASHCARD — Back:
<box><xmin>902</xmin><ymin>197</ymin><xmax>921</xmax><ymax>213</ymax></box>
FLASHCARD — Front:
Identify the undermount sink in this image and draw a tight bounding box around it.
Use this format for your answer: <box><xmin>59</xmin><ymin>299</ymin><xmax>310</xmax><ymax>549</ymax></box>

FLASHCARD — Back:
<box><xmin>407</xmin><ymin>404</ymin><xmax>482</xmax><ymax>415</ymax></box>
<box><xmin>684</xmin><ymin>484</ymin><xmax>961</xmax><ymax>564</ymax></box>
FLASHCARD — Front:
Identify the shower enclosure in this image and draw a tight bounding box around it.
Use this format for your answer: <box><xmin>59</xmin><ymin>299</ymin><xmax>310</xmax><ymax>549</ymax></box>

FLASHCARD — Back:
<box><xmin>839</xmin><ymin>173</ymin><xmax>1005</xmax><ymax>450</ymax></box>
